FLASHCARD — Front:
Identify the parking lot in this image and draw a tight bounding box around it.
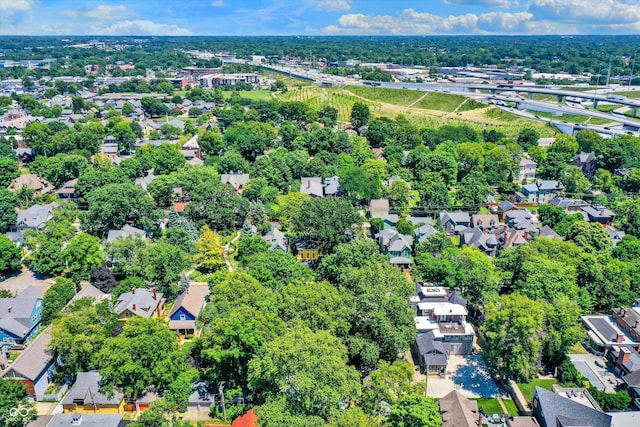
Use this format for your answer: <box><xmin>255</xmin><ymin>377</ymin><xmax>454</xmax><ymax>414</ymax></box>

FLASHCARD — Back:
<box><xmin>426</xmin><ymin>354</ymin><xmax>505</xmax><ymax>398</ymax></box>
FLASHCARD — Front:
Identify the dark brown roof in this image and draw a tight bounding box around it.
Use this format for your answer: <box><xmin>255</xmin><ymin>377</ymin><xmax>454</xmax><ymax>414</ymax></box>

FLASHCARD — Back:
<box><xmin>439</xmin><ymin>390</ymin><xmax>479</xmax><ymax>427</ymax></box>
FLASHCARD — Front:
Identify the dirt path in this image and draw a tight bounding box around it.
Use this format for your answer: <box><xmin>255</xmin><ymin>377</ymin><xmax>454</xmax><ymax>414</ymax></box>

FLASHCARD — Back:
<box><xmin>406</xmin><ymin>90</ymin><xmax>431</xmax><ymax>109</ymax></box>
<box><xmin>497</xmin><ymin>397</ymin><xmax>508</xmax><ymax>414</ymax></box>
<box><xmin>223</xmin><ymin>232</ymin><xmax>241</xmax><ymax>272</ymax></box>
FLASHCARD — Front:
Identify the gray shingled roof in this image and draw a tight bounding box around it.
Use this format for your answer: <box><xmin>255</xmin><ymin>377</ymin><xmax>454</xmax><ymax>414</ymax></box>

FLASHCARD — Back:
<box><xmin>1</xmin><ymin>328</ymin><xmax>52</xmax><ymax>382</ymax></box>
<box><xmin>440</xmin><ymin>390</ymin><xmax>479</xmax><ymax>427</ymax></box>
<box><xmin>533</xmin><ymin>387</ymin><xmax>611</xmax><ymax>427</ymax></box>
<box><xmin>62</xmin><ymin>371</ymin><xmax>124</xmax><ymax>406</ymax></box>
<box><xmin>106</xmin><ymin>224</ymin><xmax>145</xmax><ymax>243</ymax></box>
<box><xmin>15</xmin><ymin>204</ymin><xmax>53</xmax><ymax>229</ymax></box>
<box><xmin>46</xmin><ymin>413</ymin><xmax>124</xmax><ymax>427</ymax></box>
<box><xmin>114</xmin><ymin>288</ymin><xmax>163</xmax><ymax>318</ymax></box>
<box><xmin>0</xmin><ymin>286</ymin><xmax>43</xmax><ymax>338</ymax></box>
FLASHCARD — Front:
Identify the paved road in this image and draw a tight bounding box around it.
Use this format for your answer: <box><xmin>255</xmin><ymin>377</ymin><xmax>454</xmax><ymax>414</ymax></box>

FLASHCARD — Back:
<box><xmin>0</xmin><ymin>269</ymin><xmax>53</xmax><ymax>296</ymax></box>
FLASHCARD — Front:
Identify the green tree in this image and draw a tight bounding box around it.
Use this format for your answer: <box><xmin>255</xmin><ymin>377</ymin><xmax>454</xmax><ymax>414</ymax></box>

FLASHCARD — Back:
<box><xmin>0</xmin><ymin>234</ymin><xmax>21</xmax><ymax>276</ymax></box>
<box><xmin>155</xmin><ymin>81</ymin><xmax>175</xmax><ymax>96</ymax></box>
<box><xmin>245</xmin><ymin>250</ymin><xmax>313</xmax><ymax>290</ymax></box>
<box><xmin>98</xmin><ymin>317</ymin><xmax>187</xmax><ymax>399</ymax></box>
<box><xmin>142</xmin><ymin>242</ymin><xmax>190</xmax><ymax>299</ymax></box>
<box><xmin>516</xmin><ymin>128</ymin><xmax>539</xmax><ymax>151</ymax></box>
<box><xmin>71</xmin><ymin>96</ymin><xmax>84</xmax><ymax>113</ymax></box>
<box><xmin>455</xmin><ymin>170</ymin><xmax>491</xmax><ymax>209</ymax></box>
<box><xmin>84</xmin><ymin>183</ymin><xmax>157</xmax><ymax>236</ymax></box>
<box><xmin>350</xmin><ymin>102</ymin><xmax>371</xmax><ymax>128</ymax></box>
<box><xmin>332</xmin><ymin>408</ymin><xmax>381</xmax><ymax>427</ymax></box>
<box><xmin>112</xmin><ymin>121</ymin><xmax>135</xmax><ymax>152</ymax></box>
<box><xmin>122</xmin><ymin>102</ymin><xmax>134</xmax><ymax>117</ymax></box>
<box><xmin>0</xmin><ymin>378</ymin><xmax>35</xmax><ymax>427</ymax></box>
<box><xmin>151</xmin><ymin>143</ymin><xmax>186</xmax><ymax>175</ymax></box>
<box><xmin>563</xmin><ymin>166</ymin><xmax>590</xmax><ymax>195</ymax></box>
<box><xmin>195</xmin><ymin>225</ymin><xmax>225</xmax><ymax>271</ymax></box>
<box><xmin>62</xmin><ymin>233</ymin><xmax>105</xmax><ymax>281</ymax></box>
<box><xmin>416</xmin><ymin>173</ymin><xmax>450</xmax><ymax>210</ymax></box>
<box><xmin>112</xmin><ymin>276</ymin><xmax>146</xmax><ymax>300</ymax></box>
<box><xmin>616</xmin><ymin>199</ymin><xmax>640</xmax><ymax>237</ymax></box>
<box><xmin>42</xmin><ymin>276</ymin><xmax>76</xmax><ymax>324</ymax></box>
<box><xmin>386</xmin><ymin>393</ymin><xmax>442</xmax><ymax>427</ymax></box>
<box><xmin>22</xmin><ymin>121</ymin><xmax>52</xmax><ymax>155</ymax></box>
<box><xmin>565</xmin><ymin>221</ymin><xmax>612</xmax><ymax>253</ymax></box>
<box><xmin>291</xmin><ymin>196</ymin><xmax>361</xmax><ymax>254</ymax></box>
<box><xmin>235</xmin><ymin>235</ymin><xmax>270</xmax><ymax>266</ymax></box>
<box><xmin>0</xmin><ymin>158</ymin><xmax>19</xmax><ymax>188</ymax></box>
<box><xmin>248</xmin><ymin>328</ymin><xmax>361</xmax><ymax>420</ymax></box>
<box><xmin>362</xmin><ymin>360</ymin><xmax>426</xmax><ymax>416</ymax></box>
<box><xmin>140</xmin><ymin>96</ymin><xmax>168</xmax><ymax>117</ymax></box>
<box><xmin>31</xmin><ymin>239</ymin><xmax>65</xmax><ymax>277</ymax></box>
<box><xmin>482</xmin><ymin>293</ymin><xmax>545</xmax><ymax>382</ymax></box>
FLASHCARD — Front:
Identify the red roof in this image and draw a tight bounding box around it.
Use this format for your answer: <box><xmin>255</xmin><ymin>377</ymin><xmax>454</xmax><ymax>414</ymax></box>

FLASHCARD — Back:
<box><xmin>231</xmin><ymin>409</ymin><xmax>259</xmax><ymax>427</ymax></box>
<box><xmin>173</xmin><ymin>202</ymin><xmax>189</xmax><ymax>213</ymax></box>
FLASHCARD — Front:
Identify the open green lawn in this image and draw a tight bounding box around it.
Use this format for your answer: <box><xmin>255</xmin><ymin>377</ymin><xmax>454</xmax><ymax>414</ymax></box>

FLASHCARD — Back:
<box><xmin>346</xmin><ymin>86</ymin><xmax>426</xmax><ymax>107</ymax></box>
<box><xmin>470</xmin><ymin>398</ymin><xmax>519</xmax><ymax>416</ymax></box>
<box><xmin>413</xmin><ymin>92</ymin><xmax>484</xmax><ymax>112</ymax></box>
<box><xmin>517</xmin><ymin>378</ymin><xmax>557</xmax><ymax>403</ymax></box>
<box><xmin>528</xmin><ymin>110</ymin><xmax>614</xmax><ymax>125</ymax></box>
<box><xmin>611</xmin><ymin>90</ymin><xmax>640</xmax><ymax>99</ymax></box>
<box><xmin>224</xmin><ymin>90</ymin><xmax>274</xmax><ymax>102</ymax></box>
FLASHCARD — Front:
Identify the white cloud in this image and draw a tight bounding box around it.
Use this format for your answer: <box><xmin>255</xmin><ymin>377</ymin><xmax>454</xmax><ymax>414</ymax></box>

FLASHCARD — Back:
<box><xmin>443</xmin><ymin>0</ymin><xmax>513</xmax><ymax>8</ymax></box>
<box><xmin>211</xmin><ymin>0</ymin><xmax>225</xmax><ymax>7</ymax></box>
<box><xmin>306</xmin><ymin>0</ymin><xmax>352</xmax><ymax>12</ymax></box>
<box><xmin>324</xmin><ymin>8</ymin><xmax>534</xmax><ymax>34</ymax></box>
<box><xmin>61</xmin><ymin>5</ymin><xmax>134</xmax><ymax>20</ymax></box>
<box><xmin>0</xmin><ymin>0</ymin><xmax>36</xmax><ymax>11</ymax></box>
<box><xmin>528</xmin><ymin>0</ymin><xmax>640</xmax><ymax>23</ymax></box>
<box><xmin>94</xmin><ymin>20</ymin><xmax>192</xmax><ymax>36</ymax></box>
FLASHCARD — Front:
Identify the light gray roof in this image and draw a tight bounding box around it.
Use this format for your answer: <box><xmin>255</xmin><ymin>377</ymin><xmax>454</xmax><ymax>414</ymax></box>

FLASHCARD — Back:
<box><xmin>1</xmin><ymin>328</ymin><xmax>52</xmax><ymax>382</ymax></box>
<box><xmin>62</xmin><ymin>371</ymin><xmax>124</xmax><ymax>406</ymax></box>
<box><xmin>415</xmin><ymin>224</ymin><xmax>438</xmax><ymax>244</ymax></box>
<box><xmin>114</xmin><ymin>288</ymin><xmax>163</xmax><ymax>318</ymax></box>
<box><xmin>300</xmin><ymin>177</ymin><xmax>323</xmax><ymax>197</ymax></box>
<box><xmin>379</xmin><ymin>229</ymin><xmax>412</xmax><ymax>252</ymax></box>
<box><xmin>498</xmin><ymin>200</ymin><xmax>517</xmax><ymax>212</ymax></box>
<box><xmin>505</xmin><ymin>209</ymin><xmax>533</xmax><ymax>221</ymax></box>
<box><xmin>324</xmin><ymin>176</ymin><xmax>340</xmax><ymax>195</ymax></box>
<box><xmin>46</xmin><ymin>413</ymin><xmax>124</xmax><ymax>427</ymax></box>
<box><xmin>522</xmin><ymin>180</ymin><xmax>564</xmax><ymax>193</ymax></box>
<box><xmin>605</xmin><ymin>226</ymin><xmax>625</xmax><ymax>242</ymax></box>
<box><xmin>100</xmin><ymin>143</ymin><xmax>119</xmax><ymax>154</ymax></box>
<box><xmin>221</xmin><ymin>173</ymin><xmax>250</xmax><ymax>189</ymax></box>
<box><xmin>106</xmin><ymin>224</ymin><xmax>145</xmax><ymax>243</ymax></box>
<box><xmin>15</xmin><ymin>204</ymin><xmax>53</xmax><ymax>229</ymax></box>
<box><xmin>182</xmin><ymin>134</ymin><xmax>199</xmax><ymax>149</ymax></box>
<box><xmin>550</xmin><ymin>198</ymin><xmax>589</xmax><ymax>208</ymax></box>
<box><xmin>582</xmin><ymin>205</ymin><xmax>615</xmax><ymax>219</ymax></box>
<box><xmin>406</xmin><ymin>216</ymin><xmax>433</xmax><ymax>226</ymax></box>
<box><xmin>533</xmin><ymin>387</ymin><xmax>611</xmax><ymax>427</ymax></box>
<box><xmin>538</xmin><ymin>225</ymin><xmax>561</xmax><ymax>239</ymax></box>
<box><xmin>0</xmin><ymin>286</ymin><xmax>43</xmax><ymax>338</ymax></box>
<box><xmin>440</xmin><ymin>211</ymin><xmax>470</xmax><ymax>224</ymax></box>
<box><xmin>134</xmin><ymin>173</ymin><xmax>158</xmax><ymax>190</ymax></box>
<box><xmin>264</xmin><ymin>225</ymin><xmax>288</xmax><ymax>251</ymax></box>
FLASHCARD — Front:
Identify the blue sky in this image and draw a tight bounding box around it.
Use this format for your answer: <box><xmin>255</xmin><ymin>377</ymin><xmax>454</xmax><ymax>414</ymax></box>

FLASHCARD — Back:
<box><xmin>1</xmin><ymin>1</ymin><xmax>640</xmax><ymax>36</ymax></box>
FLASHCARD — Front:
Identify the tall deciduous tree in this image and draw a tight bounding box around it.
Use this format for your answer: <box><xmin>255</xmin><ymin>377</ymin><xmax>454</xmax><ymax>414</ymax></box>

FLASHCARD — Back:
<box><xmin>248</xmin><ymin>328</ymin><xmax>361</xmax><ymax>420</ymax></box>
<box><xmin>41</xmin><ymin>277</ymin><xmax>76</xmax><ymax>324</ymax></box>
<box><xmin>62</xmin><ymin>233</ymin><xmax>105</xmax><ymax>282</ymax></box>
<box><xmin>350</xmin><ymin>102</ymin><xmax>370</xmax><ymax>128</ymax></box>
<box><xmin>195</xmin><ymin>225</ymin><xmax>225</xmax><ymax>271</ymax></box>
<box><xmin>142</xmin><ymin>242</ymin><xmax>190</xmax><ymax>300</ymax></box>
<box><xmin>386</xmin><ymin>393</ymin><xmax>442</xmax><ymax>427</ymax></box>
<box><xmin>482</xmin><ymin>293</ymin><xmax>545</xmax><ymax>382</ymax></box>
<box><xmin>0</xmin><ymin>234</ymin><xmax>21</xmax><ymax>276</ymax></box>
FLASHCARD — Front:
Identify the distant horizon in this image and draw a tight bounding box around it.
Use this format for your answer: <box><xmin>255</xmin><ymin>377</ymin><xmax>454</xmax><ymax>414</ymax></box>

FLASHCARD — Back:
<box><xmin>2</xmin><ymin>34</ymin><xmax>640</xmax><ymax>38</ymax></box>
<box><xmin>1</xmin><ymin>1</ymin><xmax>639</xmax><ymax>37</ymax></box>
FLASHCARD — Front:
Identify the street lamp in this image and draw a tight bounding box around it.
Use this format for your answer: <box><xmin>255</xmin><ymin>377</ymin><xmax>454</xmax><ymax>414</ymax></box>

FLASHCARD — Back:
<box><xmin>629</xmin><ymin>51</ymin><xmax>637</xmax><ymax>90</ymax></box>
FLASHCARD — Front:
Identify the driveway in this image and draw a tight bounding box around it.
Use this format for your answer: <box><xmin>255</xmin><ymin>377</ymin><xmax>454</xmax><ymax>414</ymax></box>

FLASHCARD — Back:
<box><xmin>426</xmin><ymin>354</ymin><xmax>504</xmax><ymax>398</ymax></box>
<box><xmin>0</xmin><ymin>269</ymin><xmax>53</xmax><ymax>296</ymax></box>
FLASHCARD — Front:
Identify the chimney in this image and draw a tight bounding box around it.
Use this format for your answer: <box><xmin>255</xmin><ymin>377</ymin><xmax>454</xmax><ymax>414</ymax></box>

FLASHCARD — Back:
<box><xmin>635</xmin><ymin>320</ymin><xmax>639</xmax><ymax>329</ymax></box>
<box><xmin>524</xmin><ymin>231</ymin><xmax>530</xmax><ymax>240</ymax></box>
<box><xmin>616</xmin><ymin>333</ymin><xmax>624</xmax><ymax>343</ymax></box>
<box><xmin>556</xmin><ymin>181</ymin><xmax>561</xmax><ymax>188</ymax></box>
<box><xmin>619</xmin><ymin>347</ymin><xmax>632</xmax><ymax>366</ymax></box>
<box><xmin>307</xmin><ymin>179</ymin><xmax>310</xmax><ymax>189</ymax></box>
<box><xmin>132</xmin><ymin>288</ymin><xmax>135</xmax><ymax>294</ymax></box>
<box><xmin>132</xmin><ymin>303</ymin><xmax>136</xmax><ymax>311</ymax></box>
<box><xmin>153</xmin><ymin>288</ymin><xmax>157</xmax><ymax>300</ymax></box>
<box><xmin>600</xmin><ymin>210</ymin><xmax>605</xmax><ymax>216</ymax></box>
<box><xmin>7</xmin><ymin>306</ymin><xmax>12</xmax><ymax>313</ymax></box>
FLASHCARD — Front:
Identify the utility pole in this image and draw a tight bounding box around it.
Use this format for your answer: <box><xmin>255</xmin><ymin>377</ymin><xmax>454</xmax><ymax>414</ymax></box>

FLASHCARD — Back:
<box><xmin>630</xmin><ymin>51</ymin><xmax>637</xmax><ymax>90</ymax></box>
<box><xmin>605</xmin><ymin>62</ymin><xmax>611</xmax><ymax>87</ymax></box>
<box><xmin>219</xmin><ymin>382</ymin><xmax>227</xmax><ymax>422</ymax></box>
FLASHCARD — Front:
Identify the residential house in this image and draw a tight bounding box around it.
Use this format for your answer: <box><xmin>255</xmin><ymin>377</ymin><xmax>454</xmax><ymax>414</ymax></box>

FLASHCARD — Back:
<box><xmin>415</xmin><ymin>299</ymin><xmax>475</xmax><ymax>355</ymax></box>
<box><xmin>414</xmin><ymin>331</ymin><xmax>448</xmax><ymax>376</ymax></box>
<box><xmin>7</xmin><ymin>174</ymin><xmax>54</xmax><ymax>195</ymax></box>
<box><xmin>263</xmin><ymin>225</ymin><xmax>288</xmax><ymax>252</ymax></box>
<box><xmin>62</xmin><ymin>371</ymin><xmax>125</xmax><ymax>414</ymax></box>
<box><xmin>537</xmin><ymin>137</ymin><xmax>556</xmax><ymax>147</ymax></box>
<box><xmin>100</xmin><ymin>142</ymin><xmax>119</xmax><ymax>156</ymax></box>
<box><xmin>497</xmin><ymin>200</ymin><xmax>519</xmax><ymax>222</ymax></box>
<box><xmin>611</xmin><ymin>345</ymin><xmax>640</xmax><ymax>376</ymax></box>
<box><xmin>504</xmin><ymin>209</ymin><xmax>536</xmax><ymax>231</ymax></box>
<box><xmin>378</xmin><ymin>229</ymin><xmax>412</xmax><ymax>259</ymax></box>
<box><xmin>57</xmin><ymin>179</ymin><xmax>78</xmax><ymax>202</ymax></box>
<box><xmin>181</xmin><ymin>134</ymin><xmax>200</xmax><ymax>160</ymax></box>
<box><xmin>520</xmin><ymin>180</ymin><xmax>564</xmax><ymax>204</ymax></box>
<box><xmin>582</xmin><ymin>314</ymin><xmax>638</xmax><ymax>355</ymax></box>
<box><xmin>324</xmin><ymin>176</ymin><xmax>340</xmax><ymax>196</ymax></box>
<box><xmin>106</xmin><ymin>224</ymin><xmax>146</xmax><ymax>243</ymax></box>
<box><xmin>406</xmin><ymin>216</ymin><xmax>433</xmax><ymax>226</ymax></box>
<box><xmin>532</xmin><ymin>386</ymin><xmax>611</xmax><ymax>427</ymax></box>
<box><xmin>11</xmin><ymin>204</ymin><xmax>54</xmax><ymax>232</ymax></box>
<box><xmin>612</xmin><ymin>306</ymin><xmax>640</xmax><ymax>342</ymax></box>
<box><xmin>538</xmin><ymin>225</ymin><xmax>562</xmax><ymax>239</ymax></box>
<box><xmin>300</xmin><ymin>177</ymin><xmax>323</xmax><ymax>198</ymax></box>
<box><xmin>16</xmin><ymin>147</ymin><xmax>35</xmax><ymax>163</ymax></box>
<box><xmin>582</xmin><ymin>205</ymin><xmax>615</xmax><ymax>225</ymax></box>
<box><xmin>573</xmin><ymin>152</ymin><xmax>597</xmax><ymax>178</ymax></box>
<box><xmin>221</xmin><ymin>173</ymin><xmax>250</xmax><ymax>194</ymax></box>
<box><xmin>114</xmin><ymin>288</ymin><xmax>165</xmax><ymax>321</ymax></box>
<box><xmin>45</xmin><ymin>413</ymin><xmax>124</xmax><ymax>427</ymax></box>
<box><xmin>0</xmin><ymin>286</ymin><xmax>43</xmax><ymax>347</ymax></box>
<box><xmin>414</xmin><ymin>223</ymin><xmax>438</xmax><ymax>245</ymax></box>
<box><xmin>295</xmin><ymin>237</ymin><xmax>321</xmax><ymax>263</ymax></box>
<box><xmin>606</xmin><ymin>226</ymin><xmax>625</xmax><ymax>244</ymax></box>
<box><xmin>550</xmin><ymin>197</ymin><xmax>589</xmax><ymax>212</ymax></box>
<box><xmin>1</xmin><ymin>329</ymin><xmax>56</xmax><ymax>400</ymax></box>
<box><xmin>494</xmin><ymin>226</ymin><xmax>532</xmax><ymax>250</ymax></box>
<box><xmin>439</xmin><ymin>211</ymin><xmax>471</xmax><ymax>235</ymax></box>
<box><xmin>471</xmin><ymin>214</ymin><xmax>499</xmax><ymax>232</ymax></box>
<box><xmin>439</xmin><ymin>390</ymin><xmax>480</xmax><ymax>427</ymax></box>
<box><xmin>187</xmin><ymin>157</ymin><xmax>204</xmax><ymax>166</ymax></box>
<box><xmin>517</xmin><ymin>158</ymin><xmax>537</xmax><ymax>181</ymax></box>
<box><xmin>369</xmin><ymin>199</ymin><xmax>390</xmax><ymax>217</ymax></box>
<box><xmin>134</xmin><ymin>172</ymin><xmax>158</xmax><ymax>190</ymax></box>
<box><xmin>621</xmin><ymin>369</ymin><xmax>640</xmax><ymax>403</ymax></box>
<box><xmin>168</xmin><ymin>284</ymin><xmax>209</xmax><ymax>335</ymax></box>
<box><xmin>186</xmin><ymin>381</ymin><xmax>214</xmax><ymax>412</ymax></box>
<box><xmin>460</xmin><ymin>227</ymin><xmax>499</xmax><ymax>256</ymax></box>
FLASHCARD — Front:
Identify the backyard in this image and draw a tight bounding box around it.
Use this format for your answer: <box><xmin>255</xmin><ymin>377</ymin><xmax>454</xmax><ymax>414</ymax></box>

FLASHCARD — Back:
<box><xmin>516</xmin><ymin>378</ymin><xmax>557</xmax><ymax>403</ymax></box>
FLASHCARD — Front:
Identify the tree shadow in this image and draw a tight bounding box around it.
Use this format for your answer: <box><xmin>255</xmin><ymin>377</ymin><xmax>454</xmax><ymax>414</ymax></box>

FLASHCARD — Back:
<box><xmin>450</xmin><ymin>355</ymin><xmax>500</xmax><ymax>397</ymax></box>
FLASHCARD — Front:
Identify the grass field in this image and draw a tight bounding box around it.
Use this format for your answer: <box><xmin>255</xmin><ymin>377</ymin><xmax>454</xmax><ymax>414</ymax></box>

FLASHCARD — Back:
<box><xmin>517</xmin><ymin>379</ymin><xmax>557</xmax><ymax>403</ymax></box>
<box><xmin>529</xmin><ymin>110</ymin><xmax>613</xmax><ymax>125</ymax></box>
<box><xmin>503</xmin><ymin>399</ymin><xmax>519</xmax><ymax>416</ymax></box>
<box><xmin>611</xmin><ymin>90</ymin><xmax>640</xmax><ymax>99</ymax></box>
<box><xmin>412</xmin><ymin>92</ymin><xmax>484</xmax><ymax>112</ymax></box>
<box><xmin>224</xmin><ymin>90</ymin><xmax>274</xmax><ymax>101</ymax></box>
<box><xmin>345</xmin><ymin>86</ymin><xmax>426</xmax><ymax>107</ymax></box>
<box><xmin>471</xmin><ymin>398</ymin><xmax>520</xmax><ymax>416</ymax></box>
